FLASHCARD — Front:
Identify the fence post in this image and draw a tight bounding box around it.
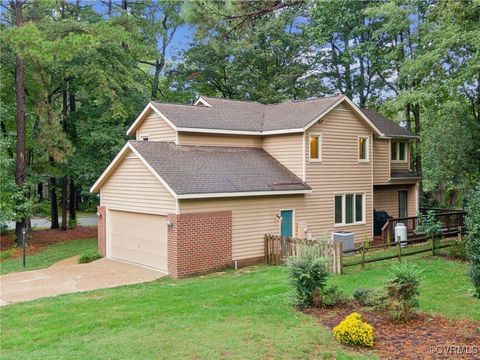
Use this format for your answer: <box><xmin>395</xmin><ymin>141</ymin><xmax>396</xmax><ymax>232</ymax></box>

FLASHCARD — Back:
<box><xmin>397</xmin><ymin>236</ymin><xmax>402</xmax><ymax>263</ymax></box>
<box><xmin>458</xmin><ymin>226</ymin><xmax>462</xmax><ymax>241</ymax></box>
<box><xmin>339</xmin><ymin>242</ymin><xmax>343</xmax><ymax>274</ymax></box>
<box><xmin>361</xmin><ymin>242</ymin><xmax>365</xmax><ymax>270</ymax></box>
<box><xmin>431</xmin><ymin>235</ymin><xmax>435</xmax><ymax>256</ymax></box>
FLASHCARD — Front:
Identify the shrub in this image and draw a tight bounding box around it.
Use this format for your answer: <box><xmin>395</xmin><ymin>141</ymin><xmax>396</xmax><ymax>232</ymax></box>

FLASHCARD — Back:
<box><xmin>287</xmin><ymin>244</ymin><xmax>330</xmax><ymax>307</ymax></box>
<box><xmin>333</xmin><ymin>312</ymin><xmax>374</xmax><ymax>348</ymax></box>
<box><xmin>417</xmin><ymin>210</ymin><xmax>442</xmax><ymax>254</ymax></box>
<box><xmin>353</xmin><ymin>287</ymin><xmax>386</xmax><ymax>307</ymax></box>
<box><xmin>78</xmin><ymin>250</ymin><xmax>102</xmax><ymax>264</ymax></box>
<box><xmin>449</xmin><ymin>237</ymin><xmax>468</xmax><ymax>261</ymax></box>
<box><xmin>384</xmin><ymin>263</ymin><xmax>422</xmax><ymax>321</ymax></box>
<box><xmin>68</xmin><ymin>217</ymin><xmax>78</xmax><ymax>229</ymax></box>
<box><xmin>320</xmin><ymin>285</ymin><xmax>347</xmax><ymax>308</ymax></box>
<box><xmin>466</xmin><ymin>185</ymin><xmax>480</xmax><ymax>298</ymax></box>
<box><xmin>0</xmin><ymin>222</ymin><xmax>8</xmax><ymax>235</ymax></box>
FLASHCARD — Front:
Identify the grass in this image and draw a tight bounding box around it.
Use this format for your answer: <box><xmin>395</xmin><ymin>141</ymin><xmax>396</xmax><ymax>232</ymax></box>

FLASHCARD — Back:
<box><xmin>331</xmin><ymin>251</ymin><xmax>479</xmax><ymax>321</ymax></box>
<box><xmin>0</xmin><ymin>238</ymin><xmax>97</xmax><ymax>275</ymax></box>
<box><xmin>0</xmin><ymin>266</ymin><xmax>373</xmax><ymax>360</ymax></box>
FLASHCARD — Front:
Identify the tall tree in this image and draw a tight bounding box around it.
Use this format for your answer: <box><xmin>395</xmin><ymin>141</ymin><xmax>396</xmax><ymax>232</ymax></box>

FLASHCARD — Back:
<box><xmin>11</xmin><ymin>0</ymin><xmax>27</xmax><ymax>245</ymax></box>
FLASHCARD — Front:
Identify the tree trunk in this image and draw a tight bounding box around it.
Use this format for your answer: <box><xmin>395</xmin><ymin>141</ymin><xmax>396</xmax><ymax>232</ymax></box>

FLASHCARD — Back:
<box><xmin>50</xmin><ymin>176</ymin><xmax>59</xmax><ymax>229</ymax></box>
<box><xmin>69</xmin><ymin>178</ymin><xmax>76</xmax><ymax>222</ymax></box>
<box><xmin>151</xmin><ymin>59</ymin><xmax>163</xmax><ymax>99</ymax></box>
<box><xmin>405</xmin><ymin>104</ymin><xmax>412</xmax><ymax>132</ymax></box>
<box><xmin>37</xmin><ymin>183</ymin><xmax>43</xmax><ymax>200</ymax></box>
<box><xmin>12</xmin><ymin>0</ymin><xmax>26</xmax><ymax>247</ymax></box>
<box><xmin>61</xmin><ymin>177</ymin><xmax>68</xmax><ymax>230</ymax></box>
<box><xmin>412</xmin><ymin>103</ymin><xmax>423</xmax><ymax>201</ymax></box>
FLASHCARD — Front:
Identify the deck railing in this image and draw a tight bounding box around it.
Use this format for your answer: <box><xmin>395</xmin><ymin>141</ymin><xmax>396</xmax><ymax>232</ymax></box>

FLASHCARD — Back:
<box><xmin>380</xmin><ymin>210</ymin><xmax>466</xmax><ymax>244</ymax></box>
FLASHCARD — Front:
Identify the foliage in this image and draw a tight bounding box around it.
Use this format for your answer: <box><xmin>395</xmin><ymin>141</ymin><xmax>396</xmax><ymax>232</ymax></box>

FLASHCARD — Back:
<box><xmin>416</xmin><ymin>210</ymin><xmax>442</xmax><ymax>254</ymax></box>
<box><xmin>466</xmin><ymin>185</ymin><xmax>480</xmax><ymax>298</ymax></box>
<box><xmin>353</xmin><ymin>287</ymin><xmax>386</xmax><ymax>308</ymax></box>
<box><xmin>68</xmin><ymin>217</ymin><xmax>77</xmax><ymax>230</ymax></box>
<box><xmin>448</xmin><ymin>237</ymin><xmax>468</xmax><ymax>261</ymax></box>
<box><xmin>286</xmin><ymin>244</ymin><xmax>330</xmax><ymax>307</ymax></box>
<box><xmin>384</xmin><ymin>263</ymin><xmax>422</xmax><ymax>322</ymax></box>
<box><xmin>78</xmin><ymin>250</ymin><xmax>102</xmax><ymax>264</ymax></box>
<box><xmin>333</xmin><ymin>312</ymin><xmax>374</xmax><ymax>348</ymax></box>
<box><xmin>319</xmin><ymin>285</ymin><xmax>347</xmax><ymax>308</ymax></box>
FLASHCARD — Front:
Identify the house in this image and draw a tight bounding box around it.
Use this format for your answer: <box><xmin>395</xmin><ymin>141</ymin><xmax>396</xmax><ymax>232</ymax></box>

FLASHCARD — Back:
<box><xmin>90</xmin><ymin>95</ymin><xmax>420</xmax><ymax>277</ymax></box>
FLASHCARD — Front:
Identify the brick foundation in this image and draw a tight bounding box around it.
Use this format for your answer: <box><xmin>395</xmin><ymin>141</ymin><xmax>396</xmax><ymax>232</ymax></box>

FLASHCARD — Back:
<box><xmin>168</xmin><ymin>211</ymin><xmax>232</xmax><ymax>278</ymax></box>
<box><xmin>97</xmin><ymin>206</ymin><xmax>106</xmax><ymax>257</ymax></box>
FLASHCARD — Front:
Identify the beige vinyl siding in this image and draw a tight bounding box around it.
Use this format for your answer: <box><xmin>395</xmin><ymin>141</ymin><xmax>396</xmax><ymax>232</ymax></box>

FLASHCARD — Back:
<box><xmin>373</xmin><ymin>139</ymin><xmax>390</xmax><ymax>184</ymax></box>
<box><xmin>178</xmin><ymin>132</ymin><xmax>261</xmax><ymax>147</ymax></box>
<box><xmin>180</xmin><ymin>195</ymin><xmax>306</xmax><ymax>261</ymax></box>
<box><xmin>101</xmin><ymin>151</ymin><xmax>176</xmax><ymax>214</ymax></box>
<box><xmin>135</xmin><ymin>110</ymin><xmax>176</xmax><ymax>142</ymax></box>
<box><xmin>262</xmin><ymin>134</ymin><xmax>303</xmax><ymax>178</ymax></box>
<box><xmin>373</xmin><ymin>184</ymin><xmax>417</xmax><ymax>218</ymax></box>
<box><xmin>303</xmin><ymin>104</ymin><xmax>374</xmax><ymax>242</ymax></box>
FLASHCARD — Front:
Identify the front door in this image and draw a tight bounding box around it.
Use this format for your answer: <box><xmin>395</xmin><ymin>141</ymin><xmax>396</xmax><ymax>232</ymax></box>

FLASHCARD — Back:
<box><xmin>398</xmin><ymin>191</ymin><xmax>408</xmax><ymax>218</ymax></box>
<box><xmin>280</xmin><ymin>210</ymin><xmax>294</xmax><ymax>237</ymax></box>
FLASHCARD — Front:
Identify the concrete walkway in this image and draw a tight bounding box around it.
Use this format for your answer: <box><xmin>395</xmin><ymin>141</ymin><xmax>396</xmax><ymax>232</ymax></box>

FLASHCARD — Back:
<box><xmin>0</xmin><ymin>258</ymin><xmax>165</xmax><ymax>306</ymax></box>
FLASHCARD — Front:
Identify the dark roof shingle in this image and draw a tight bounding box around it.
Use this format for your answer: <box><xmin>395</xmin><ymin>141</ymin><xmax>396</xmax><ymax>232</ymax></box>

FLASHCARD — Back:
<box><xmin>360</xmin><ymin>108</ymin><xmax>416</xmax><ymax>138</ymax></box>
<box><xmin>130</xmin><ymin>141</ymin><xmax>311</xmax><ymax>195</ymax></box>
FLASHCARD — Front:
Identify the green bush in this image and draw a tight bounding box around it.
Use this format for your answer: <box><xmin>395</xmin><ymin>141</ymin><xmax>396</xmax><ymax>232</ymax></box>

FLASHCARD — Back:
<box><xmin>68</xmin><ymin>217</ymin><xmax>78</xmax><ymax>229</ymax></box>
<box><xmin>384</xmin><ymin>263</ymin><xmax>422</xmax><ymax>322</ymax></box>
<box><xmin>78</xmin><ymin>250</ymin><xmax>102</xmax><ymax>264</ymax></box>
<box><xmin>320</xmin><ymin>285</ymin><xmax>347</xmax><ymax>308</ymax></box>
<box><xmin>466</xmin><ymin>186</ymin><xmax>480</xmax><ymax>298</ymax></box>
<box><xmin>449</xmin><ymin>237</ymin><xmax>468</xmax><ymax>261</ymax></box>
<box><xmin>417</xmin><ymin>210</ymin><xmax>442</xmax><ymax>254</ymax></box>
<box><xmin>353</xmin><ymin>287</ymin><xmax>386</xmax><ymax>307</ymax></box>
<box><xmin>0</xmin><ymin>223</ymin><xmax>8</xmax><ymax>235</ymax></box>
<box><xmin>287</xmin><ymin>244</ymin><xmax>330</xmax><ymax>307</ymax></box>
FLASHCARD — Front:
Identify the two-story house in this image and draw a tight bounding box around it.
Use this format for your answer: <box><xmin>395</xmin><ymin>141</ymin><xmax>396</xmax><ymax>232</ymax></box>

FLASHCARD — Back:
<box><xmin>90</xmin><ymin>95</ymin><xmax>420</xmax><ymax>277</ymax></box>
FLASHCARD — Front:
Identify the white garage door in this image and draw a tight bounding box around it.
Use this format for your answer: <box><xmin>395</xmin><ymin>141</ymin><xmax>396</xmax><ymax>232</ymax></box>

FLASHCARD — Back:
<box><xmin>109</xmin><ymin>210</ymin><xmax>168</xmax><ymax>272</ymax></box>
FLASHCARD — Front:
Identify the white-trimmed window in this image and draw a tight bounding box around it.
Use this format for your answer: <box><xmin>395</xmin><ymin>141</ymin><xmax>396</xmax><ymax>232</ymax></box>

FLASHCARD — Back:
<box><xmin>391</xmin><ymin>141</ymin><xmax>407</xmax><ymax>162</ymax></box>
<box><xmin>358</xmin><ymin>136</ymin><xmax>369</xmax><ymax>161</ymax></box>
<box><xmin>309</xmin><ymin>133</ymin><xmax>322</xmax><ymax>161</ymax></box>
<box><xmin>334</xmin><ymin>193</ymin><xmax>365</xmax><ymax>225</ymax></box>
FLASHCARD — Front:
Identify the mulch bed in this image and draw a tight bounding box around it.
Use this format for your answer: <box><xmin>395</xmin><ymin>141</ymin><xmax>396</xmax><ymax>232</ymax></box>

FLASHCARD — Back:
<box><xmin>0</xmin><ymin>226</ymin><xmax>97</xmax><ymax>258</ymax></box>
<box><xmin>305</xmin><ymin>302</ymin><xmax>480</xmax><ymax>360</ymax></box>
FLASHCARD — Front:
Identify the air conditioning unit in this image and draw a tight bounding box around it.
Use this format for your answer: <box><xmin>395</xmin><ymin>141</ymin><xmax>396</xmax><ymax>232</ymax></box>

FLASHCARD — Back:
<box><xmin>332</xmin><ymin>231</ymin><xmax>355</xmax><ymax>256</ymax></box>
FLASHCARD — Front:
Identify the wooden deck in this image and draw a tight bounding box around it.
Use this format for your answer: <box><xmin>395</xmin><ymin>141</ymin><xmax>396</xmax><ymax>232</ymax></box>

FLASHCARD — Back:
<box><xmin>375</xmin><ymin>209</ymin><xmax>466</xmax><ymax>245</ymax></box>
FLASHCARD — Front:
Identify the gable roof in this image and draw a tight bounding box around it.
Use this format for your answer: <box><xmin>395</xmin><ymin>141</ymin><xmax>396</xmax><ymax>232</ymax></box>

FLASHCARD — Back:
<box><xmin>91</xmin><ymin>141</ymin><xmax>311</xmax><ymax>198</ymax></box>
<box><xmin>126</xmin><ymin>95</ymin><xmax>414</xmax><ymax>138</ymax></box>
<box><xmin>360</xmin><ymin>109</ymin><xmax>417</xmax><ymax>138</ymax></box>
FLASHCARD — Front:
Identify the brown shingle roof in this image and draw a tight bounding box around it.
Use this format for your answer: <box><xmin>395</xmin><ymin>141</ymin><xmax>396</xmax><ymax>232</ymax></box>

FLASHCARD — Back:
<box><xmin>149</xmin><ymin>96</ymin><xmax>415</xmax><ymax>138</ymax></box>
<box><xmin>360</xmin><ymin>109</ymin><xmax>417</xmax><ymax>138</ymax></box>
<box><xmin>129</xmin><ymin>141</ymin><xmax>311</xmax><ymax>196</ymax></box>
<box><xmin>150</xmin><ymin>95</ymin><xmax>343</xmax><ymax>133</ymax></box>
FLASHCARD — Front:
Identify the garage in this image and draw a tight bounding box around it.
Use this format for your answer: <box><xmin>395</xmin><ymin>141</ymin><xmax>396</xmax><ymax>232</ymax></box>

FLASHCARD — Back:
<box><xmin>109</xmin><ymin>210</ymin><xmax>168</xmax><ymax>272</ymax></box>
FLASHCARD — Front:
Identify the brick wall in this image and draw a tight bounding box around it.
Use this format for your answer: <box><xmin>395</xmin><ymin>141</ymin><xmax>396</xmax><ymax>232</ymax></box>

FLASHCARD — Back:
<box><xmin>97</xmin><ymin>206</ymin><xmax>106</xmax><ymax>257</ymax></box>
<box><xmin>167</xmin><ymin>211</ymin><xmax>232</xmax><ymax>278</ymax></box>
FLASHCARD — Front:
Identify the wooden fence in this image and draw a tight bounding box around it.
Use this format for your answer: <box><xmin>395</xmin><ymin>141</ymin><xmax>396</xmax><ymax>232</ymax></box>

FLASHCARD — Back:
<box><xmin>265</xmin><ymin>229</ymin><xmax>462</xmax><ymax>274</ymax></box>
<box><xmin>264</xmin><ymin>234</ymin><xmax>343</xmax><ymax>274</ymax></box>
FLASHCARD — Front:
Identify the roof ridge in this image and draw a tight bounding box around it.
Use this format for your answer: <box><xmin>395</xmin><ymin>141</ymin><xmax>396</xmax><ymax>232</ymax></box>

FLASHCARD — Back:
<box><xmin>265</xmin><ymin>94</ymin><xmax>342</xmax><ymax>107</ymax></box>
<box><xmin>201</xmin><ymin>96</ymin><xmax>265</xmax><ymax>105</ymax></box>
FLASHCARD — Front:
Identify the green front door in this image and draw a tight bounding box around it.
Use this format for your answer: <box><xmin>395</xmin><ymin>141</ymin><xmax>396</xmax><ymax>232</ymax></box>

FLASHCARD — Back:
<box><xmin>280</xmin><ymin>210</ymin><xmax>293</xmax><ymax>238</ymax></box>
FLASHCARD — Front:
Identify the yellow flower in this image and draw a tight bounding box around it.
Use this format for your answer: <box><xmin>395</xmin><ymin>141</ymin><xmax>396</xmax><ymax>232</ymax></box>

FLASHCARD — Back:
<box><xmin>332</xmin><ymin>312</ymin><xmax>374</xmax><ymax>348</ymax></box>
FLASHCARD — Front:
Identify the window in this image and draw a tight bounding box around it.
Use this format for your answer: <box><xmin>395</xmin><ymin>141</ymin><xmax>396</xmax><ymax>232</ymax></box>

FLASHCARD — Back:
<box><xmin>358</xmin><ymin>137</ymin><xmax>369</xmax><ymax>161</ymax></box>
<box><xmin>309</xmin><ymin>133</ymin><xmax>322</xmax><ymax>161</ymax></box>
<box><xmin>334</xmin><ymin>193</ymin><xmax>365</xmax><ymax>225</ymax></box>
<box><xmin>391</xmin><ymin>141</ymin><xmax>407</xmax><ymax>162</ymax></box>
<box><xmin>398</xmin><ymin>191</ymin><xmax>408</xmax><ymax>218</ymax></box>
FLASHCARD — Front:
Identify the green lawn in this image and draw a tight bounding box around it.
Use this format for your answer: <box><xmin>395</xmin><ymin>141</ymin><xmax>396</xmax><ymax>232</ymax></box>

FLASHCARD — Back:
<box><xmin>331</xmin><ymin>252</ymin><xmax>479</xmax><ymax>321</ymax></box>
<box><xmin>0</xmin><ymin>238</ymin><xmax>97</xmax><ymax>275</ymax></box>
<box><xmin>0</xmin><ymin>266</ymin><xmax>373</xmax><ymax>360</ymax></box>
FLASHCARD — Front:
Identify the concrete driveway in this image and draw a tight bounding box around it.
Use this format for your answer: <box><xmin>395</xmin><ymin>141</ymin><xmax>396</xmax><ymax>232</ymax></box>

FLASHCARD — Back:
<box><xmin>0</xmin><ymin>258</ymin><xmax>165</xmax><ymax>306</ymax></box>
